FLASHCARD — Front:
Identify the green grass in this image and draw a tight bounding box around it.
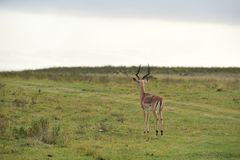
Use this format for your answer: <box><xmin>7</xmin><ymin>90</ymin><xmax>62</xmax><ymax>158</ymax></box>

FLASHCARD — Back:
<box><xmin>0</xmin><ymin>67</ymin><xmax>240</xmax><ymax>159</ymax></box>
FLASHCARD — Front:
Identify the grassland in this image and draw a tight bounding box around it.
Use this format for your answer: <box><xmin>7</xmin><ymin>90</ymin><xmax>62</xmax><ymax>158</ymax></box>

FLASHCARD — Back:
<box><xmin>0</xmin><ymin>67</ymin><xmax>240</xmax><ymax>160</ymax></box>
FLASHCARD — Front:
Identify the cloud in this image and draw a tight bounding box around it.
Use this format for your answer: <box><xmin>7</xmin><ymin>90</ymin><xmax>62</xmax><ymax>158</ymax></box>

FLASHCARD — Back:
<box><xmin>0</xmin><ymin>10</ymin><xmax>240</xmax><ymax>70</ymax></box>
<box><xmin>1</xmin><ymin>1</ymin><xmax>240</xmax><ymax>70</ymax></box>
<box><xmin>0</xmin><ymin>0</ymin><xmax>240</xmax><ymax>25</ymax></box>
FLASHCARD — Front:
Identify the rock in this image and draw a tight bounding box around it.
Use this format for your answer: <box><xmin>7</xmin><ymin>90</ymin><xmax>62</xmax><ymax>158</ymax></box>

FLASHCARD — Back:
<box><xmin>98</xmin><ymin>129</ymin><xmax>104</xmax><ymax>132</ymax></box>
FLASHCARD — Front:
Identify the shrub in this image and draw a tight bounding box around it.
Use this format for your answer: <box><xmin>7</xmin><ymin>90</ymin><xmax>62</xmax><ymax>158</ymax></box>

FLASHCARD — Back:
<box><xmin>12</xmin><ymin>127</ymin><xmax>28</xmax><ymax>139</ymax></box>
<box><xmin>42</xmin><ymin>125</ymin><xmax>60</xmax><ymax>144</ymax></box>
<box><xmin>28</xmin><ymin>117</ymin><xmax>49</xmax><ymax>139</ymax></box>
<box><xmin>28</xmin><ymin>118</ymin><xmax>61</xmax><ymax>144</ymax></box>
<box><xmin>12</xmin><ymin>117</ymin><xmax>61</xmax><ymax>145</ymax></box>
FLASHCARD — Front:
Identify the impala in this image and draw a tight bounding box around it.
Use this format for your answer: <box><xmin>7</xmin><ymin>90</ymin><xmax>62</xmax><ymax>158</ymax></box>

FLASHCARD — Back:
<box><xmin>133</xmin><ymin>65</ymin><xmax>164</xmax><ymax>136</ymax></box>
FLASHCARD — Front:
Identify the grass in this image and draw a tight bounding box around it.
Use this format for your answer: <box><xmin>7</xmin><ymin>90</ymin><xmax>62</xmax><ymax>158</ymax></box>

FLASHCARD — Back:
<box><xmin>0</xmin><ymin>67</ymin><xmax>240</xmax><ymax>159</ymax></box>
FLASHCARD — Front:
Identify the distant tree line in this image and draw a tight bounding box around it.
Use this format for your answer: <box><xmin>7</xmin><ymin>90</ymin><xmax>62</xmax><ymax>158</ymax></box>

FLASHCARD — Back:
<box><xmin>0</xmin><ymin>66</ymin><xmax>239</xmax><ymax>81</ymax></box>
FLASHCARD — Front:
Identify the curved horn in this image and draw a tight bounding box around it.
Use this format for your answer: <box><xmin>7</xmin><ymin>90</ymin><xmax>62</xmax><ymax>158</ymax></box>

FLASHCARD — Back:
<box><xmin>135</xmin><ymin>65</ymin><xmax>141</xmax><ymax>80</ymax></box>
<box><xmin>142</xmin><ymin>64</ymin><xmax>150</xmax><ymax>80</ymax></box>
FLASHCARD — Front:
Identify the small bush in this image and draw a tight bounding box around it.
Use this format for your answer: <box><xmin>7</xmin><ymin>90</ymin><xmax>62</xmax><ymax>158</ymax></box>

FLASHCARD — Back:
<box><xmin>28</xmin><ymin>117</ymin><xmax>49</xmax><ymax>139</ymax></box>
<box><xmin>42</xmin><ymin>125</ymin><xmax>60</xmax><ymax>144</ymax></box>
<box><xmin>12</xmin><ymin>117</ymin><xmax>61</xmax><ymax>145</ymax></box>
<box><xmin>12</xmin><ymin>127</ymin><xmax>28</xmax><ymax>139</ymax></box>
<box><xmin>28</xmin><ymin>118</ymin><xmax>61</xmax><ymax>144</ymax></box>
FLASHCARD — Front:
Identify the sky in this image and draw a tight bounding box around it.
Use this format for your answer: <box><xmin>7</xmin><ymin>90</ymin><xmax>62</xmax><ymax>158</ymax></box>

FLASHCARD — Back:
<box><xmin>0</xmin><ymin>0</ymin><xmax>240</xmax><ymax>70</ymax></box>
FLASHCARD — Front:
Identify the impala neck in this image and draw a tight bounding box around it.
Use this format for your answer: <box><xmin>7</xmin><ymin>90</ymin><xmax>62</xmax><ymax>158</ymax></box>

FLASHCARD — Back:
<box><xmin>140</xmin><ymin>81</ymin><xmax>145</xmax><ymax>101</ymax></box>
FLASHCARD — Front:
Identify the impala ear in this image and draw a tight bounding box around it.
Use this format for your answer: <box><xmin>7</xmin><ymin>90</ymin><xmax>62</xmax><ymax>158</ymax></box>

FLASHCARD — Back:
<box><xmin>132</xmin><ymin>77</ymin><xmax>137</xmax><ymax>82</ymax></box>
<box><xmin>146</xmin><ymin>75</ymin><xmax>152</xmax><ymax>81</ymax></box>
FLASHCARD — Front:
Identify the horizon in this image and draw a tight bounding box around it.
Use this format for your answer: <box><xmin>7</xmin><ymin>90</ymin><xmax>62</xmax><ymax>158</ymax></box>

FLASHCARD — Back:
<box><xmin>1</xmin><ymin>65</ymin><xmax>240</xmax><ymax>72</ymax></box>
<box><xmin>0</xmin><ymin>0</ymin><xmax>240</xmax><ymax>70</ymax></box>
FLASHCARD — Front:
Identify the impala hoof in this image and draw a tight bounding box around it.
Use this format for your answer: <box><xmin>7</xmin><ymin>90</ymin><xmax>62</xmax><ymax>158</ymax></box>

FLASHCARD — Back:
<box><xmin>161</xmin><ymin>130</ymin><xmax>163</xmax><ymax>136</ymax></box>
<box><xmin>156</xmin><ymin>130</ymin><xmax>159</xmax><ymax>136</ymax></box>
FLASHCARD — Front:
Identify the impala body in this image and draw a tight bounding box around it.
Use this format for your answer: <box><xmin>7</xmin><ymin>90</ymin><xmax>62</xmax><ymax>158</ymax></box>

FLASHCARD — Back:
<box><xmin>133</xmin><ymin>65</ymin><xmax>164</xmax><ymax>136</ymax></box>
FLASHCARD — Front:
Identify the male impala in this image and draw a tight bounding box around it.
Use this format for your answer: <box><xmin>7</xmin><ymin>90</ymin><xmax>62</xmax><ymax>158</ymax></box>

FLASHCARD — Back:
<box><xmin>133</xmin><ymin>65</ymin><xmax>164</xmax><ymax>136</ymax></box>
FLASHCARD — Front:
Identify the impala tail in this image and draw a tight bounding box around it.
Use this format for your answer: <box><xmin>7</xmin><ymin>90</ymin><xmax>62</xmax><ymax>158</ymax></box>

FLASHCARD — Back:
<box><xmin>160</xmin><ymin>98</ymin><xmax>163</xmax><ymax>110</ymax></box>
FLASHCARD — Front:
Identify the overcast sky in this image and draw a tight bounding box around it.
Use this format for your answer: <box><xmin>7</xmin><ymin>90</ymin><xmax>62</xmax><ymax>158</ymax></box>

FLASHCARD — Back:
<box><xmin>0</xmin><ymin>0</ymin><xmax>240</xmax><ymax>70</ymax></box>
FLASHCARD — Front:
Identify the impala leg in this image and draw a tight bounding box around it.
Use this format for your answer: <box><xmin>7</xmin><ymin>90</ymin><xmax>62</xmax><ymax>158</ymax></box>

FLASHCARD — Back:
<box><xmin>146</xmin><ymin>112</ymin><xmax>150</xmax><ymax>133</ymax></box>
<box><xmin>143</xmin><ymin>111</ymin><xmax>147</xmax><ymax>133</ymax></box>
<box><xmin>153</xmin><ymin>111</ymin><xmax>159</xmax><ymax>136</ymax></box>
<box><xmin>159</xmin><ymin>110</ymin><xmax>163</xmax><ymax>136</ymax></box>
